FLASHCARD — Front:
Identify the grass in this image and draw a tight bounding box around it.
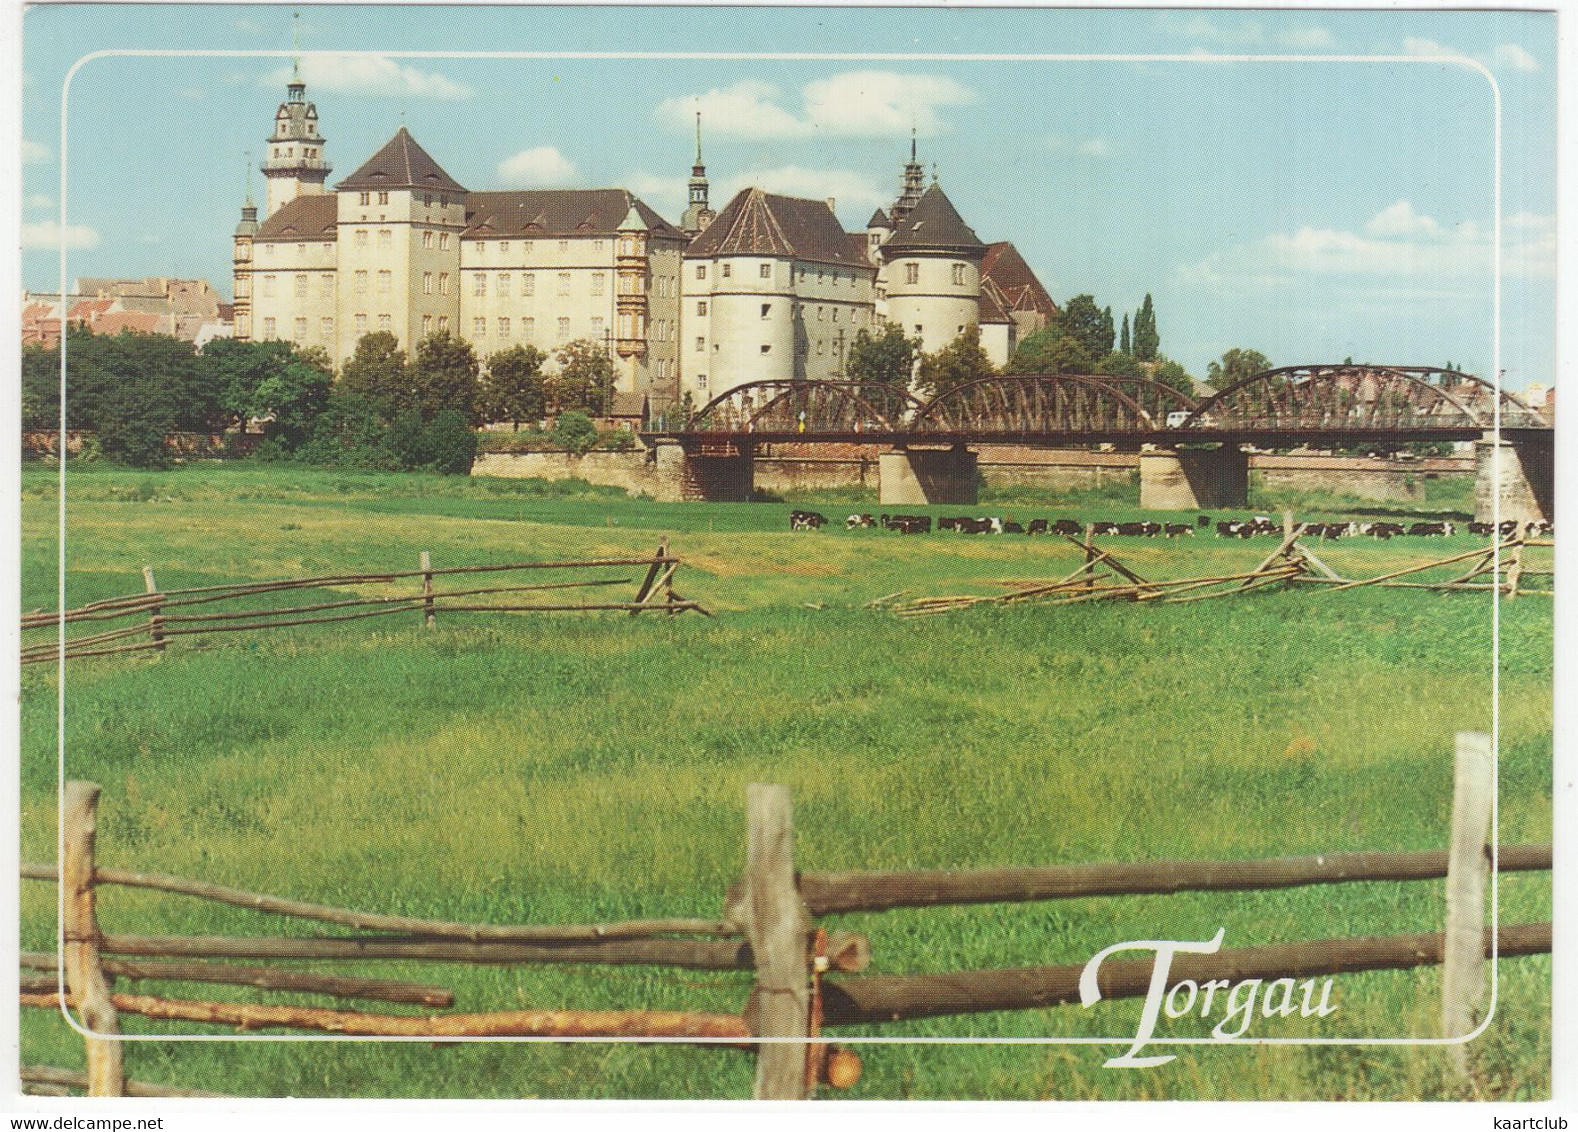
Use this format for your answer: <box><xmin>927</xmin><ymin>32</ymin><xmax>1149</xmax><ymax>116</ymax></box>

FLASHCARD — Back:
<box><xmin>16</xmin><ymin>461</ymin><xmax>1552</xmax><ymax>1101</ymax></box>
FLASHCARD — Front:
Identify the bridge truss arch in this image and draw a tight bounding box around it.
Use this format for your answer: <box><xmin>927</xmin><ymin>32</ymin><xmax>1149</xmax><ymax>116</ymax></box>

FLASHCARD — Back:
<box><xmin>684</xmin><ymin>380</ymin><xmax>925</xmax><ymax>434</ymax></box>
<box><xmin>911</xmin><ymin>373</ymin><xmax>1179</xmax><ymax>437</ymax></box>
<box><xmin>1181</xmin><ymin>365</ymin><xmax>1550</xmax><ymax>433</ymax></box>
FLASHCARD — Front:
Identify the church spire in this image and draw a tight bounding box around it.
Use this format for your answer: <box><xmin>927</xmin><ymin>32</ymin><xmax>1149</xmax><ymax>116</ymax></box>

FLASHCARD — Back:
<box><xmin>681</xmin><ymin>107</ymin><xmax>714</xmax><ymax>238</ymax></box>
<box><xmin>892</xmin><ymin>127</ymin><xmax>926</xmax><ymax>227</ymax></box>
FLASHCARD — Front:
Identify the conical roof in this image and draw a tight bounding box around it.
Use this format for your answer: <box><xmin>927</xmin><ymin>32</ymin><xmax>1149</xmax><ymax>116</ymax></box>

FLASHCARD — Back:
<box><xmin>884</xmin><ymin>183</ymin><xmax>985</xmax><ymax>254</ymax></box>
<box><xmin>867</xmin><ymin>207</ymin><xmax>891</xmax><ymax>229</ymax></box>
<box><xmin>686</xmin><ymin>188</ymin><xmax>867</xmax><ymax>267</ymax></box>
<box><xmin>336</xmin><ymin>127</ymin><xmax>467</xmax><ymax>193</ymax></box>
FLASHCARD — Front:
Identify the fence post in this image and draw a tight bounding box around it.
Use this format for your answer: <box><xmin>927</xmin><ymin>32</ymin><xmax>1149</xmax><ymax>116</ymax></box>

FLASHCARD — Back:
<box><xmin>743</xmin><ymin>783</ymin><xmax>811</xmax><ymax>1100</ymax></box>
<box><xmin>1083</xmin><ymin>524</ymin><xmax>1096</xmax><ymax>591</ymax></box>
<box><xmin>141</xmin><ymin>566</ymin><xmax>165</xmax><ymax>652</ymax></box>
<box><xmin>62</xmin><ymin>780</ymin><xmax>124</xmax><ymax>1097</ymax></box>
<box><xmin>1442</xmin><ymin>730</ymin><xmax>1494</xmax><ymax>1077</ymax></box>
<box><xmin>419</xmin><ymin>552</ymin><xmax>435</xmax><ymax>629</ymax></box>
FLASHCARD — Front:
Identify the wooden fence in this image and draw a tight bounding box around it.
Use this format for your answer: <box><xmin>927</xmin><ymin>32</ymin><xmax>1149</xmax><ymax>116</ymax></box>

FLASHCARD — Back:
<box><xmin>893</xmin><ymin>517</ymin><xmax>1552</xmax><ymax>616</ymax></box>
<box><xmin>21</xmin><ymin>734</ymin><xmax>1550</xmax><ymax>1099</ymax></box>
<box><xmin>20</xmin><ymin>540</ymin><xmax>708</xmax><ymax>665</ymax></box>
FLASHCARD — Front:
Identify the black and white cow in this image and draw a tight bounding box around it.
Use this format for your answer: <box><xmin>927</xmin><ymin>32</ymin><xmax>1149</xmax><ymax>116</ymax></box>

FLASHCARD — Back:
<box><xmin>790</xmin><ymin>509</ymin><xmax>828</xmax><ymax>531</ymax></box>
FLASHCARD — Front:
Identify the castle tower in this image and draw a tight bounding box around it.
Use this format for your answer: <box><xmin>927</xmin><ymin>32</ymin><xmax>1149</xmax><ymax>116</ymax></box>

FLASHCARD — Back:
<box><xmin>261</xmin><ymin>54</ymin><xmax>331</xmax><ymax>218</ymax></box>
<box><xmin>231</xmin><ymin>165</ymin><xmax>260</xmax><ymax>341</ymax></box>
<box><xmin>680</xmin><ymin>112</ymin><xmax>715</xmax><ymax>238</ymax></box>
<box><xmin>889</xmin><ymin>129</ymin><xmax>926</xmax><ymax>228</ymax></box>
<box><xmin>881</xmin><ymin>181</ymin><xmax>987</xmax><ymax>359</ymax></box>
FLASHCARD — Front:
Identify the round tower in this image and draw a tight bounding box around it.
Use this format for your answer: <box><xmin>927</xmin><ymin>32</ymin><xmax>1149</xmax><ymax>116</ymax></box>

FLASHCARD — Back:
<box><xmin>231</xmin><ymin>172</ymin><xmax>259</xmax><ymax>341</ymax></box>
<box><xmin>881</xmin><ymin>181</ymin><xmax>986</xmax><ymax>358</ymax></box>
<box><xmin>708</xmin><ymin>248</ymin><xmax>796</xmax><ymax>388</ymax></box>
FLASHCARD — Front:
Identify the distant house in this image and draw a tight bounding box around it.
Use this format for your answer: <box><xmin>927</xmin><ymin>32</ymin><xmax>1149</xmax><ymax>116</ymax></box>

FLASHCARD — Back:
<box><xmin>21</xmin><ymin>278</ymin><xmax>233</xmax><ymax>348</ymax></box>
<box><xmin>599</xmin><ymin>391</ymin><xmax>649</xmax><ymax>432</ymax></box>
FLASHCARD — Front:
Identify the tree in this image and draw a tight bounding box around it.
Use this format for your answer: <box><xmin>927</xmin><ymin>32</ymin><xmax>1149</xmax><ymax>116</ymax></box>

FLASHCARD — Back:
<box><xmin>251</xmin><ymin>353</ymin><xmax>332</xmax><ymax>450</ymax></box>
<box><xmin>846</xmin><ymin>322</ymin><xmax>920</xmax><ymax>386</ymax></box>
<box><xmin>1060</xmin><ymin>295</ymin><xmax>1113</xmax><ymax>363</ymax></box>
<box><xmin>1006</xmin><ymin>325</ymin><xmax>1094</xmax><ymax>374</ymax></box>
<box><xmin>479</xmin><ymin>344</ymin><xmax>548</xmax><ymax>429</ymax></box>
<box><xmin>553</xmin><ymin>410</ymin><xmax>599</xmax><ymax>455</ymax></box>
<box><xmin>1150</xmin><ymin>356</ymin><xmax>1196</xmax><ymax>398</ymax></box>
<box><xmin>916</xmin><ymin>326</ymin><xmax>995</xmax><ymax>397</ymax></box>
<box><xmin>1206</xmin><ymin>347</ymin><xmax>1273</xmax><ymax>390</ymax></box>
<box><xmin>339</xmin><ymin>332</ymin><xmax>408</xmax><ymax>412</ymax></box>
<box><xmin>200</xmin><ymin>337</ymin><xmax>301</xmax><ymax>431</ymax></box>
<box><xmin>21</xmin><ymin>344</ymin><xmax>59</xmax><ymax>432</ymax></box>
<box><xmin>407</xmin><ymin>332</ymin><xmax>480</xmax><ymax>423</ymax></box>
<box><xmin>1133</xmin><ymin>293</ymin><xmax>1160</xmax><ymax>362</ymax></box>
<box><xmin>1094</xmin><ymin>350</ymin><xmax>1144</xmax><ymax>379</ymax></box>
<box><xmin>1119</xmin><ymin>313</ymin><xmax>1131</xmax><ymax>356</ymax></box>
<box><xmin>551</xmin><ymin>339</ymin><xmax>617</xmax><ymax>417</ymax></box>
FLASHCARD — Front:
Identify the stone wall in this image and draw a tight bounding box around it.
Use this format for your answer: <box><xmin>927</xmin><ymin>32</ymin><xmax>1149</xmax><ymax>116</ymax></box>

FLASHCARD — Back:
<box><xmin>471</xmin><ymin>450</ymin><xmax>661</xmax><ymax>495</ymax></box>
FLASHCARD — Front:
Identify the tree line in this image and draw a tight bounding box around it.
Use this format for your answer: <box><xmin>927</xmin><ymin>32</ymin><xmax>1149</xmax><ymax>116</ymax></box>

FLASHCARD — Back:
<box><xmin>21</xmin><ymin>329</ymin><xmax>622</xmax><ymax>470</ymax></box>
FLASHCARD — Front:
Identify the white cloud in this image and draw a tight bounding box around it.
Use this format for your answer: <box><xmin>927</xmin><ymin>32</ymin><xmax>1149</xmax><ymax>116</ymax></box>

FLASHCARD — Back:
<box><xmin>496</xmin><ymin>146</ymin><xmax>579</xmax><ymax>188</ymax></box>
<box><xmin>1158</xmin><ymin>13</ymin><xmax>1264</xmax><ymax>45</ymax></box>
<box><xmin>1402</xmin><ymin>36</ymin><xmax>1538</xmax><ymax>74</ymax></box>
<box><xmin>22</xmin><ymin>138</ymin><xmax>50</xmax><ymax>164</ymax></box>
<box><xmin>22</xmin><ymin>220</ymin><xmax>100</xmax><ymax>251</ymax></box>
<box><xmin>24</xmin><ymin>193</ymin><xmax>53</xmax><ymax>211</ymax></box>
<box><xmin>1176</xmin><ymin>202</ymin><xmax>1553</xmax><ymax>288</ymax></box>
<box><xmin>657</xmin><ymin>70</ymin><xmax>973</xmax><ymax>141</ymax></box>
<box><xmin>716</xmin><ymin>166</ymin><xmax>889</xmax><ymax>213</ymax></box>
<box><xmin>1493</xmin><ymin>43</ymin><xmax>1540</xmax><ymax>73</ymax></box>
<box><xmin>262</xmin><ymin>56</ymin><xmax>472</xmax><ymax>100</ymax></box>
<box><xmin>1076</xmin><ymin>138</ymin><xmax>1111</xmax><ymax>158</ymax></box>
<box><xmin>1277</xmin><ymin>26</ymin><xmax>1335</xmax><ymax>49</ymax></box>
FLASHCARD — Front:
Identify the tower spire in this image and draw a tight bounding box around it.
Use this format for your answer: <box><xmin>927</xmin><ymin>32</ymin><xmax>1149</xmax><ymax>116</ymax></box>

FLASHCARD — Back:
<box><xmin>291</xmin><ymin>11</ymin><xmax>301</xmax><ymax>82</ymax></box>
<box><xmin>682</xmin><ymin>106</ymin><xmax>713</xmax><ymax>237</ymax></box>
<box><xmin>695</xmin><ymin>109</ymin><xmax>703</xmax><ymax>164</ymax></box>
<box><xmin>893</xmin><ymin>129</ymin><xmax>926</xmax><ymax>227</ymax></box>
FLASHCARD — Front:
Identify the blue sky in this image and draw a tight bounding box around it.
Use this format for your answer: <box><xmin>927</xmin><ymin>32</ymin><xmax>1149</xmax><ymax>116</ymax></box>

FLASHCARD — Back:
<box><xmin>17</xmin><ymin>5</ymin><xmax>1557</xmax><ymax>388</ymax></box>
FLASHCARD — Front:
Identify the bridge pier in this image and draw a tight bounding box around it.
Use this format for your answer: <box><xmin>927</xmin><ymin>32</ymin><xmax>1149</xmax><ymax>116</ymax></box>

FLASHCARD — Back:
<box><xmin>1474</xmin><ymin>431</ymin><xmax>1553</xmax><ymax>524</ymax></box>
<box><xmin>879</xmin><ymin>446</ymin><xmax>979</xmax><ymax>506</ymax></box>
<box><xmin>652</xmin><ymin>441</ymin><xmax>755</xmax><ymax>503</ymax></box>
<box><xmin>1138</xmin><ymin>446</ymin><xmax>1249</xmax><ymax>511</ymax></box>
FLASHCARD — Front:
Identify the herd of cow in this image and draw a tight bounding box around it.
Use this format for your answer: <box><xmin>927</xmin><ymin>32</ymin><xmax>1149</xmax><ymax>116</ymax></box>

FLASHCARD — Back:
<box><xmin>787</xmin><ymin>509</ymin><xmax>1554</xmax><ymax>540</ymax></box>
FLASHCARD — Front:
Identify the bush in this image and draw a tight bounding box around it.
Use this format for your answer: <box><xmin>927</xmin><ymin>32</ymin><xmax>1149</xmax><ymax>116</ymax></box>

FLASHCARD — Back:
<box><xmin>412</xmin><ymin>410</ymin><xmax>478</xmax><ymax>475</ymax></box>
<box><xmin>553</xmin><ymin>411</ymin><xmax>599</xmax><ymax>456</ymax></box>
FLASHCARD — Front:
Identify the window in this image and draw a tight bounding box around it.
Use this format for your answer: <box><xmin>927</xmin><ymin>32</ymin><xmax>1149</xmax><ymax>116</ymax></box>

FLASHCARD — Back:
<box><xmin>523</xmin><ymin>274</ymin><xmax>536</xmax><ymax>297</ymax></box>
<box><xmin>354</xmin><ymin>271</ymin><xmax>368</xmax><ymax>296</ymax></box>
<box><xmin>358</xmin><ymin>192</ymin><xmax>370</xmax><ymax>206</ymax></box>
<box><xmin>474</xmin><ymin>274</ymin><xmax>487</xmax><ymax>297</ymax></box>
<box><xmin>816</xmin><ymin>341</ymin><xmax>824</xmax><ymax>356</ymax></box>
<box><xmin>696</xmin><ymin>265</ymin><xmax>707</xmax><ymax>280</ymax></box>
<box><xmin>294</xmin><ymin>317</ymin><xmax>307</xmax><ymax>339</ymax></box>
<box><xmin>321</xmin><ymin>317</ymin><xmax>333</xmax><ymax>338</ymax></box>
<box><xmin>818</xmin><ymin>269</ymin><xmax>825</xmax><ymax>283</ymax></box>
<box><xmin>591</xmin><ymin>317</ymin><xmax>605</xmax><ymax>339</ymax></box>
<box><xmin>354</xmin><ymin>314</ymin><xmax>367</xmax><ymax>335</ymax></box>
<box><xmin>377</xmin><ymin>230</ymin><xmax>392</xmax><ymax>250</ymax></box>
<box><xmin>697</xmin><ymin>301</ymin><xmax>707</xmax><ymax>316</ymax></box>
<box><xmin>594</xmin><ymin>240</ymin><xmax>604</xmax><ymax>253</ymax></box>
<box><xmin>423</xmin><ymin>230</ymin><xmax>434</xmax><ymax>249</ymax></box>
<box><xmin>952</xmin><ymin>263</ymin><xmax>966</xmax><ymax>286</ymax></box>
<box><xmin>474</xmin><ymin>317</ymin><xmax>487</xmax><ymax>337</ymax></box>
<box><xmin>424</xmin><ymin>194</ymin><xmax>433</xmax><ymax>207</ymax></box>
<box><xmin>262</xmin><ymin>275</ymin><xmax>276</xmax><ymax>297</ymax></box>
<box><xmin>832</xmin><ymin>308</ymin><xmax>839</xmax><ymax>323</ymax></box>
<box><xmin>439</xmin><ymin>233</ymin><xmax>450</xmax><ymax>250</ymax></box>
<box><xmin>817</xmin><ymin>306</ymin><xmax>825</xmax><ymax>321</ymax></box>
<box><xmin>761</xmin><ymin>303</ymin><xmax>771</xmax><ymax>318</ymax></box>
<box><xmin>379</xmin><ymin>314</ymin><xmax>391</xmax><ymax>332</ymax></box>
<box><xmin>557</xmin><ymin>272</ymin><xmax>571</xmax><ymax>296</ymax></box>
<box><xmin>556</xmin><ymin>317</ymin><xmax>570</xmax><ymax>340</ymax></box>
<box><xmin>760</xmin><ymin>344</ymin><xmax>771</xmax><ymax>354</ymax></box>
<box><xmin>423</xmin><ymin>272</ymin><xmax>433</xmax><ymax>295</ymax></box>
<box><xmin>696</xmin><ymin>336</ymin><xmax>705</xmax><ymax>353</ymax></box>
<box><xmin>619</xmin><ymin>314</ymin><xmax>634</xmax><ymax>339</ymax></box>
<box><xmin>696</xmin><ymin>373</ymin><xmax>708</xmax><ymax>390</ymax></box>
<box><xmin>423</xmin><ymin>314</ymin><xmax>433</xmax><ymax>336</ymax></box>
<box><xmin>498</xmin><ymin>273</ymin><xmax>510</xmax><ymax>298</ymax></box>
<box><xmin>296</xmin><ymin>243</ymin><xmax>305</xmax><ymax>258</ymax></box>
<box><xmin>759</xmin><ymin>263</ymin><xmax>772</xmax><ymax>279</ymax></box>
<box><xmin>905</xmin><ymin>263</ymin><xmax>919</xmax><ymax>284</ymax></box>
<box><xmin>498</xmin><ymin>317</ymin><xmax>510</xmax><ymax>337</ymax></box>
<box><xmin>294</xmin><ymin>274</ymin><xmax>308</xmax><ymax>297</ymax></box>
<box><xmin>377</xmin><ymin>191</ymin><xmax>389</xmax><ymax>205</ymax></box>
<box><xmin>499</xmin><ymin>241</ymin><xmax>510</xmax><ymax>254</ymax></box>
<box><xmin>323</xmin><ymin>242</ymin><xmax>333</xmax><ymax>256</ymax></box>
<box><xmin>354</xmin><ymin>230</ymin><xmax>369</xmax><ymax>249</ymax></box>
<box><xmin>523</xmin><ymin>317</ymin><xmax>535</xmax><ymax>339</ymax></box>
<box><xmin>262</xmin><ymin>317</ymin><xmax>276</xmax><ymax>339</ymax></box>
<box><xmin>320</xmin><ymin>274</ymin><xmax>334</xmax><ymax>298</ymax></box>
<box><xmin>378</xmin><ymin>271</ymin><xmax>391</xmax><ymax>295</ymax></box>
<box><xmin>438</xmin><ymin>316</ymin><xmax>449</xmax><ymax>333</ymax></box>
<box><xmin>721</xmin><ymin>263</ymin><xmax>732</xmax><ymax>278</ymax></box>
<box><xmin>591</xmin><ymin>273</ymin><xmax>606</xmax><ymax>297</ymax></box>
<box><xmin>438</xmin><ymin>273</ymin><xmax>450</xmax><ymax>295</ymax></box>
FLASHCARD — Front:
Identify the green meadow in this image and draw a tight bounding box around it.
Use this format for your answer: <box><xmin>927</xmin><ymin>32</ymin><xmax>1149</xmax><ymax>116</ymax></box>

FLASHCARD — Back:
<box><xmin>17</xmin><ymin>463</ymin><xmax>1552</xmax><ymax>1101</ymax></box>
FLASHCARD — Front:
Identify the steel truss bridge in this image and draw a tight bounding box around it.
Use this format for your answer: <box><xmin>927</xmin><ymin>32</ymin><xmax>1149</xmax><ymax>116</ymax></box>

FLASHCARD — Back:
<box><xmin>648</xmin><ymin>366</ymin><xmax>1550</xmax><ymax>450</ymax></box>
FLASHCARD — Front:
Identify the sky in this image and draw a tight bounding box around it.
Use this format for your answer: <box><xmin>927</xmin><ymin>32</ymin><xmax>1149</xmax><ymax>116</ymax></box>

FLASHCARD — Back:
<box><xmin>14</xmin><ymin>4</ymin><xmax>1558</xmax><ymax>389</ymax></box>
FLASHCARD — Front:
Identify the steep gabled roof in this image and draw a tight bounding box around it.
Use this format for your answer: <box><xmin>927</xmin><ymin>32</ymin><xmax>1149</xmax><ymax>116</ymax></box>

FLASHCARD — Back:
<box><xmin>978</xmin><ymin>281</ymin><xmax>1013</xmax><ymax>325</ymax></box>
<box><xmin>981</xmin><ymin>241</ymin><xmax>1058</xmax><ymax>318</ymax></box>
<box><xmin>256</xmin><ymin>194</ymin><xmax>339</xmax><ymax>241</ymax></box>
<box><xmin>867</xmin><ymin>207</ymin><xmax>891</xmax><ymax>229</ymax></box>
<box><xmin>686</xmin><ymin>188</ymin><xmax>870</xmax><ymax>268</ymax></box>
<box><xmin>463</xmin><ymin>190</ymin><xmax>684</xmax><ymax>241</ymax></box>
<box><xmin>336</xmin><ymin>127</ymin><xmax>467</xmax><ymax>194</ymax></box>
<box><xmin>884</xmin><ymin>183</ymin><xmax>986</xmax><ymax>254</ymax></box>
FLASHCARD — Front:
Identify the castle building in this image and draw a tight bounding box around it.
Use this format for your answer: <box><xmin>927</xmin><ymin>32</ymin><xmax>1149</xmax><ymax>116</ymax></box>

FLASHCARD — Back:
<box><xmin>232</xmin><ymin>72</ymin><xmax>1054</xmax><ymax>415</ymax></box>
